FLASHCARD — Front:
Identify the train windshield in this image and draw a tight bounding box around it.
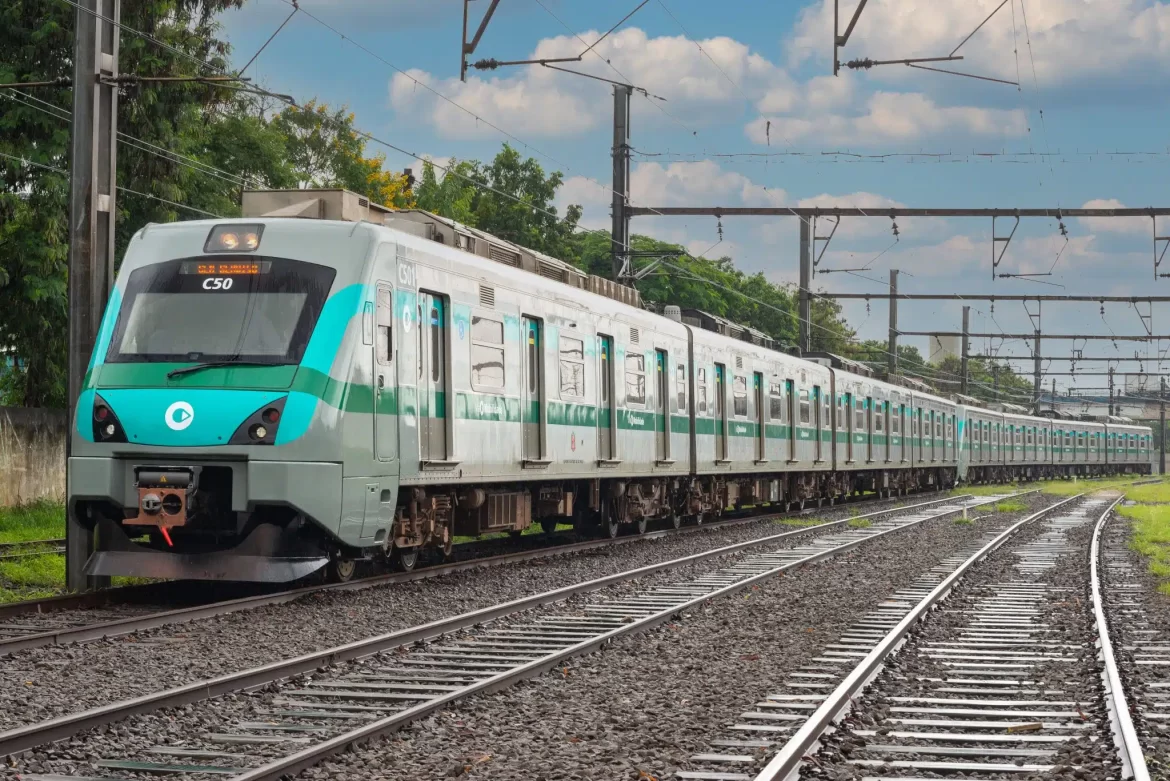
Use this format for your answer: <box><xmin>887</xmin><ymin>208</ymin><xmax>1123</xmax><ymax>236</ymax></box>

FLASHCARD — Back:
<box><xmin>106</xmin><ymin>256</ymin><xmax>336</xmax><ymax>364</ymax></box>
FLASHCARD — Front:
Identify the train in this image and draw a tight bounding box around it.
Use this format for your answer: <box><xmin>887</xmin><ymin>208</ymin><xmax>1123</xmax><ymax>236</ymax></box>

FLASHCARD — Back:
<box><xmin>67</xmin><ymin>189</ymin><xmax>1155</xmax><ymax>582</ymax></box>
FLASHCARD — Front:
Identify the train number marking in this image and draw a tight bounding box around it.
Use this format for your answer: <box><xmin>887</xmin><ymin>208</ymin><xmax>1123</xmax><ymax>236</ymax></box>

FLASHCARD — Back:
<box><xmin>401</xmin><ymin>304</ymin><xmax>413</xmax><ymax>333</ymax></box>
<box><xmin>202</xmin><ymin>277</ymin><xmax>234</xmax><ymax>290</ymax></box>
<box><xmin>398</xmin><ymin>262</ymin><xmax>416</xmax><ymax>288</ymax></box>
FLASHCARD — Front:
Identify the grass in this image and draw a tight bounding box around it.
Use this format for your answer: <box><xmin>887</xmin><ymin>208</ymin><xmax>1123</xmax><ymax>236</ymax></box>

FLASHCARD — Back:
<box><xmin>847</xmin><ymin>518</ymin><xmax>872</xmax><ymax>529</ymax></box>
<box><xmin>0</xmin><ymin>500</ymin><xmax>67</xmax><ymax>604</ymax></box>
<box><xmin>0</xmin><ymin>499</ymin><xmax>66</xmax><ymax>543</ymax></box>
<box><xmin>954</xmin><ymin>517</ymin><xmax>974</xmax><ymax>525</ymax></box>
<box><xmin>774</xmin><ymin>517</ymin><xmax>825</xmax><ymax>528</ymax></box>
<box><xmin>994</xmin><ymin>500</ymin><xmax>1028</xmax><ymax>513</ymax></box>
<box><xmin>453</xmin><ymin>521</ymin><xmax>574</xmax><ymax>545</ymax></box>
<box><xmin>1120</xmin><ymin>503</ymin><xmax>1170</xmax><ymax>596</ymax></box>
<box><xmin>1121</xmin><ymin>479</ymin><xmax>1170</xmax><ymax>504</ymax></box>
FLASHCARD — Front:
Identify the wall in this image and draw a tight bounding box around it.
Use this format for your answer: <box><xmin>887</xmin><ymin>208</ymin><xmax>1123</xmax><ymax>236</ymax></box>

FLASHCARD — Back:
<box><xmin>0</xmin><ymin>407</ymin><xmax>67</xmax><ymax>506</ymax></box>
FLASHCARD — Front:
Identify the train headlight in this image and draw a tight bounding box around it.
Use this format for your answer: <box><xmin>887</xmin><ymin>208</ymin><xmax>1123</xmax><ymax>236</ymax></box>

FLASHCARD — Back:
<box><xmin>91</xmin><ymin>395</ymin><xmax>127</xmax><ymax>443</ymax></box>
<box><xmin>205</xmin><ymin>224</ymin><xmax>264</xmax><ymax>253</ymax></box>
<box><xmin>230</xmin><ymin>397</ymin><xmax>287</xmax><ymax>446</ymax></box>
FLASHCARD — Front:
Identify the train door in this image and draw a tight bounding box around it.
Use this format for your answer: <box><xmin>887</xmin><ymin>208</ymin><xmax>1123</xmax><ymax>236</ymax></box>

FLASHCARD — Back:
<box><xmin>655</xmin><ymin>350</ymin><xmax>669</xmax><ymax>462</ymax></box>
<box><xmin>813</xmin><ymin>385</ymin><xmax>823</xmax><ymax>462</ymax></box>
<box><xmin>418</xmin><ymin>292</ymin><xmax>448</xmax><ymax>463</ymax></box>
<box><xmin>754</xmin><ymin>373</ymin><xmax>765</xmax><ymax>462</ymax></box>
<box><xmin>865</xmin><ymin>398</ymin><xmax>874</xmax><ymax>462</ymax></box>
<box><xmin>373</xmin><ymin>284</ymin><xmax>396</xmax><ymax>462</ymax></box>
<box><xmin>522</xmin><ymin>317</ymin><xmax>543</xmax><ymax>461</ymax></box>
<box><xmin>786</xmin><ymin>379</ymin><xmax>797</xmax><ymax>462</ymax></box>
<box><xmin>845</xmin><ymin>391</ymin><xmax>854</xmax><ymax>462</ymax></box>
<box><xmin>883</xmin><ymin>401</ymin><xmax>891</xmax><ymax>462</ymax></box>
<box><xmin>715</xmin><ymin>364</ymin><xmax>728</xmax><ymax>461</ymax></box>
<box><xmin>598</xmin><ymin>336</ymin><xmax>615</xmax><ymax>461</ymax></box>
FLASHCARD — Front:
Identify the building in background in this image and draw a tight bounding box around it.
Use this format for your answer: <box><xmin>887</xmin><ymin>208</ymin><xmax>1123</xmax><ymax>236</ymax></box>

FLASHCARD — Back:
<box><xmin>929</xmin><ymin>334</ymin><xmax>961</xmax><ymax>365</ymax></box>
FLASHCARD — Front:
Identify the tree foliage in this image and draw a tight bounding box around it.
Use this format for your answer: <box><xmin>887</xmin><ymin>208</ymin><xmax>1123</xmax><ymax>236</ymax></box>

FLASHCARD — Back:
<box><xmin>414</xmin><ymin>145</ymin><xmax>580</xmax><ymax>260</ymax></box>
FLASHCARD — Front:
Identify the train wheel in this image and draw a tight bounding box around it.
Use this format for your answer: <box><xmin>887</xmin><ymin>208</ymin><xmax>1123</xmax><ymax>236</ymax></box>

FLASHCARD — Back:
<box><xmin>606</xmin><ymin>517</ymin><xmax>620</xmax><ymax>539</ymax></box>
<box><xmin>541</xmin><ymin>518</ymin><xmax>559</xmax><ymax>535</ymax></box>
<box><xmin>327</xmin><ymin>557</ymin><xmax>356</xmax><ymax>583</ymax></box>
<box><xmin>393</xmin><ymin>546</ymin><xmax>419</xmax><ymax>572</ymax></box>
<box><xmin>670</xmin><ymin>512</ymin><xmax>682</xmax><ymax>530</ymax></box>
<box><xmin>636</xmin><ymin>516</ymin><xmax>648</xmax><ymax>535</ymax></box>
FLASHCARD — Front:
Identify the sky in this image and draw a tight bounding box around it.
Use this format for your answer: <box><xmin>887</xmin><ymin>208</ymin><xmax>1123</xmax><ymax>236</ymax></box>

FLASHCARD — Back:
<box><xmin>216</xmin><ymin>0</ymin><xmax>1170</xmax><ymax>399</ymax></box>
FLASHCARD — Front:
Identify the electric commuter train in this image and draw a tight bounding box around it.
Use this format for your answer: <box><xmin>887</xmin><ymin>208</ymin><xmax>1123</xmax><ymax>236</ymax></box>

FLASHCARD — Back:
<box><xmin>68</xmin><ymin>192</ymin><xmax>1155</xmax><ymax>582</ymax></box>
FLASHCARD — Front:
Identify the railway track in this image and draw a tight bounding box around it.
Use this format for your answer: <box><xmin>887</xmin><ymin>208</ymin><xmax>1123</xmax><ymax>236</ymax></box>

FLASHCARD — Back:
<box><xmin>683</xmin><ymin>492</ymin><xmax>1155</xmax><ymax>781</ymax></box>
<box><xmin>0</xmin><ymin>490</ymin><xmax>956</xmax><ymax>656</ymax></box>
<box><xmin>1101</xmin><ymin>504</ymin><xmax>1170</xmax><ymax>775</ymax></box>
<box><xmin>0</xmin><ymin>493</ymin><xmax>1012</xmax><ymax>774</ymax></box>
<box><xmin>0</xmin><ymin>539</ymin><xmax>65</xmax><ymax>562</ymax></box>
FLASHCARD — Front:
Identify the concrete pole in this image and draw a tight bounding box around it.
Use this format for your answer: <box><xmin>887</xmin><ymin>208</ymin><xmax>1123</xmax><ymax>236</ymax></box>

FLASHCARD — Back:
<box><xmin>960</xmin><ymin>306</ymin><xmax>970</xmax><ymax>395</ymax></box>
<box><xmin>67</xmin><ymin>0</ymin><xmax>119</xmax><ymax>591</ymax></box>
<box><xmin>610</xmin><ymin>84</ymin><xmax>631</xmax><ymax>284</ymax></box>
<box><xmin>1161</xmin><ymin>377</ymin><xmax>1166</xmax><ymax>475</ymax></box>
<box><xmin>1033</xmin><ymin>331</ymin><xmax>1042</xmax><ymax>415</ymax></box>
<box><xmin>799</xmin><ymin>218</ymin><xmax>811</xmax><ymax>354</ymax></box>
<box><xmin>887</xmin><ymin>269</ymin><xmax>899</xmax><ymax>378</ymax></box>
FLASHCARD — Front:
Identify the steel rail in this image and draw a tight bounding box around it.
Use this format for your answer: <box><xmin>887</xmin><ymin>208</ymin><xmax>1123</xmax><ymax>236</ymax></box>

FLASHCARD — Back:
<box><xmin>0</xmin><ymin>491</ymin><xmax>954</xmax><ymax>654</ymax></box>
<box><xmin>0</xmin><ymin>493</ymin><xmax>991</xmax><ymax>758</ymax></box>
<box><xmin>749</xmin><ymin>492</ymin><xmax>1082</xmax><ymax>781</ymax></box>
<box><xmin>1091</xmin><ymin>496</ymin><xmax>1151</xmax><ymax>780</ymax></box>
<box><xmin>224</xmin><ymin>494</ymin><xmax>1014</xmax><ymax>781</ymax></box>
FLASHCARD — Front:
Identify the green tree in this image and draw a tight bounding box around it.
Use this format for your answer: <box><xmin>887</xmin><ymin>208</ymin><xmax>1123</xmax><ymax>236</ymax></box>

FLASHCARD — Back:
<box><xmin>414</xmin><ymin>144</ymin><xmax>581</xmax><ymax>260</ymax></box>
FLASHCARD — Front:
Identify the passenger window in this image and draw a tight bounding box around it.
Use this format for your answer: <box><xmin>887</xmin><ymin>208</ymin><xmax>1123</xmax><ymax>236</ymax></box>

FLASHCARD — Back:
<box><xmin>770</xmin><ymin>382</ymin><xmax>784</xmax><ymax>421</ymax></box>
<box><xmin>375</xmin><ymin>287</ymin><xmax>393</xmax><ymax>365</ymax></box>
<box><xmin>471</xmin><ymin>315</ymin><xmax>505</xmax><ymax>389</ymax></box>
<box><xmin>875</xmin><ymin>403</ymin><xmax>884</xmax><ymax>432</ymax></box>
<box><xmin>676</xmin><ymin>364</ymin><xmax>687</xmax><ymax>411</ymax></box>
<box><xmin>431</xmin><ymin>307</ymin><xmax>441</xmax><ymax>381</ymax></box>
<box><xmin>799</xmin><ymin>391</ymin><xmax>811</xmax><ymax>424</ymax></box>
<box><xmin>854</xmin><ymin>399</ymin><xmax>864</xmax><ymax>430</ymax></box>
<box><xmin>733</xmin><ymin>375</ymin><xmax>748</xmax><ymax>417</ymax></box>
<box><xmin>625</xmin><ymin>353</ymin><xmax>646</xmax><ymax>405</ymax></box>
<box><xmin>697</xmin><ymin>368</ymin><xmax>707</xmax><ymax>414</ymax></box>
<box><xmin>559</xmin><ymin>336</ymin><xmax>585</xmax><ymax>398</ymax></box>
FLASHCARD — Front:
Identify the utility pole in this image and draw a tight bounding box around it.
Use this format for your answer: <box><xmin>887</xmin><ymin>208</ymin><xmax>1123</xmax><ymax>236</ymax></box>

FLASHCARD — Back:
<box><xmin>1033</xmin><ymin>331</ymin><xmax>1042</xmax><ymax>415</ymax></box>
<box><xmin>1159</xmin><ymin>376</ymin><xmax>1167</xmax><ymax>474</ymax></box>
<box><xmin>1108</xmin><ymin>367</ymin><xmax>1115</xmax><ymax>416</ymax></box>
<box><xmin>887</xmin><ymin>269</ymin><xmax>898</xmax><ymax>377</ymax></box>
<box><xmin>960</xmin><ymin>306</ymin><xmax>970</xmax><ymax>395</ymax></box>
<box><xmin>610</xmin><ymin>84</ymin><xmax>631</xmax><ymax>284</ymax></box>
<box><xmin>799</xmin><ymin>218</ymin><xmax>811</xmax><ymax>354</ymax></box>
<box><xmin>1051</xmin><ymin>378</ymin><xmax>1056</xmax><ymax>413</ymax></box>
<box><xmin>992</xmin><ymin>365</ymin><xmax>999</xmax><ymax>404</ymax></box>
<box><xmin>67</xmin><ymin>0</ymin><xmax>119</xmax><ymax>591</ymax></box>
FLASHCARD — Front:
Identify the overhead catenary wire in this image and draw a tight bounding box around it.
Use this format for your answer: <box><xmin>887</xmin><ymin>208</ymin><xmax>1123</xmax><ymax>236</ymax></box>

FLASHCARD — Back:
<box><xmin>0</xmin><ymin>150</ymin><xmax>222</xmax><ymax>218</ymax></box>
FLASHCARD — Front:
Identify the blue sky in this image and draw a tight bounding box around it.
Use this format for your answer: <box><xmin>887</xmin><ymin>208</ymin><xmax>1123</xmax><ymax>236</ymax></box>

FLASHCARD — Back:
<box><xmin>218</xmin><ymin>0</ymin><xmax>1170</xmax><ymax>398</ymax></box>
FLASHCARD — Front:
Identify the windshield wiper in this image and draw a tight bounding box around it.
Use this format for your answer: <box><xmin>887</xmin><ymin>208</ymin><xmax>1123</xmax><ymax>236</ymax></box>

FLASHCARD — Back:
<box><xmin>166</xmin><ymin>361</ymin><xmax>293</xmax><ymax>379</ymax></box>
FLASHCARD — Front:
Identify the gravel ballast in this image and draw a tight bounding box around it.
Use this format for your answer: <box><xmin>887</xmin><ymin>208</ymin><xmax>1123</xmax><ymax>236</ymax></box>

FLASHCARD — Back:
<box><xmin>1102</xmin><ymin>507</ymin><xmax>1170</xmax><ymax>777</ymax></box>
<box><xmin>0</xmin><ymin>493</ymin><xmax>954</xmax><ymax>732</ymax></box>
<box><xmin>1</xmin><ymin>493</ymin><xmax>1047</xmax><ymax>781</ymax></box>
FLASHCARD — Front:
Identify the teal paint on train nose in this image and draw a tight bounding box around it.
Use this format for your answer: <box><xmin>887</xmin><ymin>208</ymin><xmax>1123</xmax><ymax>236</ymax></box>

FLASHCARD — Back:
<box><xmin>99</xmin><ymin>388</ymin><xmax>287</xmax><ymax>447</ymax></box>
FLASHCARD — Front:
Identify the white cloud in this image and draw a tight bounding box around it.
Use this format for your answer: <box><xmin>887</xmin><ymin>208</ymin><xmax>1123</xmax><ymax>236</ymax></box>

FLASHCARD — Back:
<box><xmin>389</xmin><ymin>28</ymin><xmax>785</xmax><ymax>140</ymax></box>
<box><xmin>390</xmin><ymin>24</ymin><xmax>1017</xmax><ymax>148</ymax></box>
<box><xmin>1078</xmin><ymin>199</ymin><xmax>1150</xmax><ymax>235</ymax></box>
<box><xmin>789</xmin><ymin>0</ymin><xmax>1170</xmax><ymax>87</ymax></box>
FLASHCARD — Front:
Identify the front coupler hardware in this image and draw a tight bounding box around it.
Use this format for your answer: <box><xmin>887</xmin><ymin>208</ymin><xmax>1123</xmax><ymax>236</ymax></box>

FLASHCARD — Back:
<box><xmin>125</xmin><ymin>466</ymin><xmax>202</xmax><ymax>546</ymax></box>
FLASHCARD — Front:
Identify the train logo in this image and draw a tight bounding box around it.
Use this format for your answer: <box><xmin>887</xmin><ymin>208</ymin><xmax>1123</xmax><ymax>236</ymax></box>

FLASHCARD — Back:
<box><xmin>165</xmin><ymin>401</ymin><xmax>195</xmax><ymax>431</ymax></box>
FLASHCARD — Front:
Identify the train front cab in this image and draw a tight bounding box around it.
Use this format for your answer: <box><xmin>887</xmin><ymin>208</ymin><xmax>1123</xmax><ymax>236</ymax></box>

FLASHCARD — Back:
<box><xmin>69</xmin><ymin>219</ymin><xmax>391</xmax><ymax>582</ymax></box>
